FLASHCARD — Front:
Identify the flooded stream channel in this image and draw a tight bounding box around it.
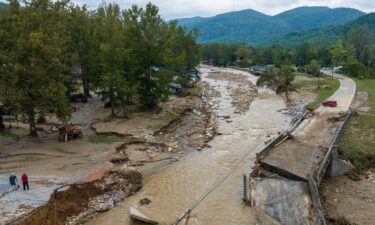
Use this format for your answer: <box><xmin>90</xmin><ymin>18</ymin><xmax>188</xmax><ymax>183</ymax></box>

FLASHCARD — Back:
<box><xmin>86</xmin><ymin>67</ymin><xmax>291</xmax><ymax>225</ymax></box>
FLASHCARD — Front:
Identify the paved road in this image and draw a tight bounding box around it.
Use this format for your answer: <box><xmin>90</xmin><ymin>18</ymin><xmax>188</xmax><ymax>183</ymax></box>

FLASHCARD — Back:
<box><xmin>318</xmin><ymin>70</ymin><xmax>356</xmax><ymax>113</ymax></box>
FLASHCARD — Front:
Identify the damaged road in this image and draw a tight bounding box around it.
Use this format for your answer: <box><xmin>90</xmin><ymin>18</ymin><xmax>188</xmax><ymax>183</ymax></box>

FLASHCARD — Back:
<box><xmin>250</xmin><ymin>72</ymin><xmax>356</xmax><ymax>225</ymax></box>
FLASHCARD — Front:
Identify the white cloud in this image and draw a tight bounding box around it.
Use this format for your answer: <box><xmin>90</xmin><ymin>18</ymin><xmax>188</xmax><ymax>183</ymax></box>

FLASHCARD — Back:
<box><xmin>71</xmin><ymin>0</ymin><xmax>375</xmax><ymax>19</ymax></box>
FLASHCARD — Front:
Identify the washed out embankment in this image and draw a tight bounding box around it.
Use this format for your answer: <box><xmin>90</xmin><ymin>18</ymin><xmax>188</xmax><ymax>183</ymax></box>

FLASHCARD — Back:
<box><xmin>0</xmin><ymin>80</ymin><xmax>215</xmax><ymax>224</ymax></box>
<box><xmin>12</xmin><ymin>167</ymin><xmax>142</xmax><ymax>225</ymax></box>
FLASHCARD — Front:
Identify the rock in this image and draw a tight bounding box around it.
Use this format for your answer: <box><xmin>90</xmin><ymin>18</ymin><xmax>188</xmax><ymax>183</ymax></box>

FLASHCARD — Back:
<box><xmin>139</xmin><ymin>198</ymin><xmax>152</xmax><ymax>206</ymax></box>
<box><xmin>50</xmin><ymin>126</ymin><xmax>59</xmax><ymax>132</ymax></box>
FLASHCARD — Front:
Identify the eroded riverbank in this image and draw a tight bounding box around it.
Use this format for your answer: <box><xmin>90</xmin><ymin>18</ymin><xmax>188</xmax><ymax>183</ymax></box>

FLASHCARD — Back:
<box><xmin>85</xmin><ymin>66</ymin><xmax>291</xmax><ymax>225</ymax></box>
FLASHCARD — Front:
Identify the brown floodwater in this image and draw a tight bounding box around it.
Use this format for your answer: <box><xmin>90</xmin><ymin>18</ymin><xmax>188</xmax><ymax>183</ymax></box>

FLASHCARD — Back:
<box><xmin>86</xmin><ymin>67</ymin><xmax>290</xmax><ymax>225</ymax></box>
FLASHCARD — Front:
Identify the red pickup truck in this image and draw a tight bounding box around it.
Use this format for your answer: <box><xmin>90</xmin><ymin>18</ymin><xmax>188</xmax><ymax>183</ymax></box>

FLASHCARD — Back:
<box><xmin>322</xmin><ymin>101</ymin><xmax>337</xmax><ymax>107</ymax></box>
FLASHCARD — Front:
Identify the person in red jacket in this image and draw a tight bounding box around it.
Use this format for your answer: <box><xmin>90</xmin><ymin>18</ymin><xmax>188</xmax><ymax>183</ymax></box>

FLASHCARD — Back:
<box><xmin>21</xmin><ymin>173</ymin><xmax>29</xmax><ymax>190</ymax></box>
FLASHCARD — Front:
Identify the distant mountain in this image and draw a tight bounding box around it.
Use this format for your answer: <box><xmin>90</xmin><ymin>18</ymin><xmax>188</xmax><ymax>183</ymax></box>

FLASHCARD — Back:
<box><xmin>276</xmin><ymin>12</ymin><xmax>375</xmax><ymax>47</ymax></box>
<box><xmin>0</xmin><ymin>2</ymin><xmax>7</xmax><ymax>8</ymax></box>
<box><xmin>175</xmin><ymin>6</ymin><xmax>365</xmax><ymax>46</ymax></box>
<box><xmin>274</xmin><ymin>7</ymin><xmax>365</xmax><ymax>30</ymax></box>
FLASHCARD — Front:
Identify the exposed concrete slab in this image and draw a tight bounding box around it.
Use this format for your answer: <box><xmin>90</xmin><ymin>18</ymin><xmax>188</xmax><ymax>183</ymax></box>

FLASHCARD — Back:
<box><xmin>252</xmin><ymin>207</ymin><xmax>283</xmax><ymax>225</ymax></box>
<box><xmin>326</xmin><ymin>157</ymin><xmax>353</xmax><ymax>177</ymax></box>
<box><xmin>250</xmin><ymin>178</ymin><xmax>317</xmax><ymax>225</ymax></box>
<box><xmin>130</xmin><ymin>207</ymin><xmax>158</xmax><ymax>224</ymax></box>
<box><xmin>260</xmin><ymin>113</ymin><xmax>341</xmax><ymax>180</ymax></box>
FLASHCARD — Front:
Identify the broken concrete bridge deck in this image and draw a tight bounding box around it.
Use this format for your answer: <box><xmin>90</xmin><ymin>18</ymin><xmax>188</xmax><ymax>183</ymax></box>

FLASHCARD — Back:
<box><xmin>250</xmin><ymin>72</ymin><xmax>356</xmax><ymax>225</ymax></box>
<box><xmin>260</xmin><ymin>113</ymin><xmax>342</xmax><ymax>181</ymax></box>
<box><xmin>259</xmin><ymin>73</ymin><xmax>356</xmax><ymax>181</ymax></box>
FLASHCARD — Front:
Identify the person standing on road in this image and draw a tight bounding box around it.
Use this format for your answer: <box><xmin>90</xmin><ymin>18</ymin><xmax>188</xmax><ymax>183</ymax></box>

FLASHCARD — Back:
<box><xmin>9</xmin><ymin>174</ymin><xmax>18</xmax><ymax>190</ymax></box>
<box><xmin>21</xmin><ymin>173</ymin><xmax>29</xmax><ymax>190</ymax></box>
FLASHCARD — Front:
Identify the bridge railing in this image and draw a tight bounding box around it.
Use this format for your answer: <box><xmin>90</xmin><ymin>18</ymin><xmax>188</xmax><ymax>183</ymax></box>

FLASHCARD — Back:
<box><xmin>314</xmin><ymin>110</ymin><xmax>352</xmax><ymax>185</ymax></box>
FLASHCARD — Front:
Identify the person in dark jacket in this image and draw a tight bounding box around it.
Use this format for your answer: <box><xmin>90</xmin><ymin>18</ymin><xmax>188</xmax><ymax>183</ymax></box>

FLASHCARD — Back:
<box><xmin>9</xmin><ymin>174</ymin><xmax>18</xmax><ymax>190</ymax></box>
<box><xmin>21</xmin><ymin>173</ymin><xmax>29</xmax><ymax>190</ymax></box>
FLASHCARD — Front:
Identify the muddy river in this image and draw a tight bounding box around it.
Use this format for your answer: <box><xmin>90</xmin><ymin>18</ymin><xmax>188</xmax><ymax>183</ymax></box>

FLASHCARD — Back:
<box><xmin>86</xmin><ymin>67</ymin><xmax>291</xmax><ymax>225</ymax></box>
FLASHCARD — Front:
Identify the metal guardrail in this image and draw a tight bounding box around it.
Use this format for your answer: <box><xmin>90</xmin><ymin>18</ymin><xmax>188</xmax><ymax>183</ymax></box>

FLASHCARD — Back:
<box><xmin>255</xmin><ymin>133</ymin><xmax>288</xmax><ymax>161</ymax></box>
<box><xmin>256</xmin><ymin>109</ymin><xmax>308</xmax><ymax>162</ymax></box>
<box><xmin>288</xmin><ymin>110</ymin><xmax>309</xmax><ymax>134</ymax></box>
<box><xmin>315</xmin><ymin>111</ymin><xmax>352</xmax><ymax>184</ymax></box>
<box><xmin>307</xmin><ymin>176</ymin><xmax>327</xmax><ymax>225</ymax></box>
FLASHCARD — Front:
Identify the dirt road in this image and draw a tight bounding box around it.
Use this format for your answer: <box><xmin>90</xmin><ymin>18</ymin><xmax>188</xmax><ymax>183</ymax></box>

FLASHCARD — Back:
<box><xmin>85</xmin><ymin>66</ymin><xmax>291</xmax><ymax>225</ymax></box>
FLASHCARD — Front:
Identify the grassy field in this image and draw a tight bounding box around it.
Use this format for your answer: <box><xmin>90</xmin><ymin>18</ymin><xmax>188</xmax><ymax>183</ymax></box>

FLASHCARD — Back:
<box><xmin>227</xmin><ymin>65</ymin><xmax>250</xmax><ymax>72</ymax></box>
<box><xmin>339</xmin><ymin>78</ymin><xmax>375</xmax><ymax>172</ymax></box>
<box><xmin>87</xmin><ymin>134</ymin><xmax>125</xmax><ymax>143</ymax></box>
<box><xmin>293</xmin><ymin>74</ymin><xmax>340</xmax><ymax>110</ymax></box>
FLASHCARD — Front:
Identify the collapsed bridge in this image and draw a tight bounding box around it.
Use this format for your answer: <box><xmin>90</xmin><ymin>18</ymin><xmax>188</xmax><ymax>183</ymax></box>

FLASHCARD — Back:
<box><xmin>247</xmin><ymin>73</ymin><xmax>356</xmax><ymax>225</ymax></box>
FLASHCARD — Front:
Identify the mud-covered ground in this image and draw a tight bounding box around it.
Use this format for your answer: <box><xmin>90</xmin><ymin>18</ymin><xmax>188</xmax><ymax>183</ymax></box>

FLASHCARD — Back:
<box><xmin>84</xmin><ymin>66</ymin><xmax>290</xmax><ymax>225</ymax></box>
<box><xmin>320</xmin><ymin>83</ymin><xmax>375</xmax><ymax>225</ymax></box>
<box><xmin>321</xmin><ymin>171</ymin><xmax>375</xmax><ymax>225</ymax></box>
<box><xmin>0</xmin><ymin>83</ymin><xmax>215</xmax><ymax>224</ymax></box>
<box><xmin>207</xmin><ymin>71</ymin><xmax>257</xmax><ymax>113</ymax></box>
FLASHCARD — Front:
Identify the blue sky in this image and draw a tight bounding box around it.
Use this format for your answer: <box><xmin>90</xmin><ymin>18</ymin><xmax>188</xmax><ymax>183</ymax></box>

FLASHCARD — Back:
<box><xmin>72</xmin><ymin>0</ymin><xmax>375</xmax><ymax>20</ymax></box>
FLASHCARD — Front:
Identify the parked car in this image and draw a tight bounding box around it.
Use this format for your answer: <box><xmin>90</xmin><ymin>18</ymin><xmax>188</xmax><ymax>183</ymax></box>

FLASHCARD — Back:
<box><xmin>250</xmin><ymin>65</ymin><xmax>271</xmax><ymax>75</ymax></box>
<box><xmin>333</xmin><ymin>66</ymin><xmax>343</xmax><ymax>73</ymax></box>
<box><xmin>169</xmin><ymin>83</ymin><xmax>182</xmax><ymax>94</ymax></box>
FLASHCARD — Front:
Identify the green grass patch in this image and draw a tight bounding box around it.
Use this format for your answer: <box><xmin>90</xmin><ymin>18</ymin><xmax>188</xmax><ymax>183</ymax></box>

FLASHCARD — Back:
<box><xmin>0</xmin><ymin>131</ymin><xmax>23</xmax><ymax>142</ymax></box>
<box><xmin>187</xmin><ymin>84</ymin><xmax>202</xmax><ymax>96</ymax></box>
<box><xmin>227</xmin><ymin>65</ymin><xmax>249</xmax><ymax>72</ymax></box>
<box><xmin>293</xmin><ymin>75</ymin><xmax>340</xmax><ymax>110</ymax></box>
<box><xmin>339</xmin><ymin>78</ymin><xmax>375</xmax><ymax>172</ymax></box>
<box><xmin>87</xmin><ymin>135</ymin><xmax>124</xmax><ymax>143</ymax></box>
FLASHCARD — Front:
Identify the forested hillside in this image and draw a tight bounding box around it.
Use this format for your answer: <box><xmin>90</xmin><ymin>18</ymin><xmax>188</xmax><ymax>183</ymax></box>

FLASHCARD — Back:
<box><xmin>276</xmin><ymin>13</ymin><xmax>375</xmax><ymax>47</ymax></box>
<box><xmin>175</xmin><ymin>6</ymin><xmax>365</xmax><ymax>45</ymax></box>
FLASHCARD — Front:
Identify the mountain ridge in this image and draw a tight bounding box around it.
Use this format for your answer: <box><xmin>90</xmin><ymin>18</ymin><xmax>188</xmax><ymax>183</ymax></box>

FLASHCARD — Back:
<box><xmin>175</xmin><ymin>6</ymin><xmax>366</xmax><ymax>46</ymax></box>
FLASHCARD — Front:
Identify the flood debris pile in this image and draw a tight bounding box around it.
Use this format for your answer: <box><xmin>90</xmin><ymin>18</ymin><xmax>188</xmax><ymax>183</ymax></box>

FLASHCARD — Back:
<box><xmin>207</xmin><ymin>71</ymin><xmax>257</xmax><ymax>113</ymax></box>
<box><xmin>106</xmin><ymin>92</ymin><xmax>216</xmax><ymax>169</ymax></box>
<box><xmin>13</xmin><ymin>167</ymin><xmax>142</xmax><ymax>225</ymax></box>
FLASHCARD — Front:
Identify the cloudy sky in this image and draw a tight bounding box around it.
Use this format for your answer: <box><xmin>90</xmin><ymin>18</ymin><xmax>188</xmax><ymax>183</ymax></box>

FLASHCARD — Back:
<box><xmin>72</xmin><ymin>0</ymin><xmax>375</xmax><ymax>20</ymax></box>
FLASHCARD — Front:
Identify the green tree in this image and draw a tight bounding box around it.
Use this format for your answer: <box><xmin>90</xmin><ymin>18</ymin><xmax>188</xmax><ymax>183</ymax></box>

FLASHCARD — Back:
<box><xmin>68</xmin><ymin>5</ymin><xmax>100</xmax><ymax>102</ymax></box>
<box><xmin>168</xmin><ymin>21</ymin><xmax>200</xmax><ymax>87</ymax></box>
<box><xmin>308</xmin><ymin>59</ymin><xmax>321</xmax><ymax>76</ymax></box>
<box><xmin>235</xmin><ymin>45</ymin><xmax>252</xmax><ymax>67</ymax></box>
<box><xmin>124</xmin><ymin>3</ymin><xmax>172</xmax><ymax>110</ymax></box>
<box><xmin>308</xmin><ymin>59</ymin><xmax>322</xmax><ymax>88</ymax></box>
<box><xmin>95</xmin><ymin>3</ymin><xmax>128</xmax><ymax>116</ymax></box>
<box><xmin>344</xmin><ymin>60</ymin><xmax>366</xmax><ymax>78</ymax></box>
<box><xmin>330</xmin><ymin>40</ymin><xmax>347</xmax><ymax>67</ymax></box>
<box><xmin>0</xmin><ymin>0</ymin><xmax>72</xmax><ymax>136</ymax></box>
<box><xmin>256</xmin><ymin>65</ymin><xmax>295</xmax><ymax>101</ymax></box>
<box><xmin>348</xmin><ymin>26</ymin><xmax>372</xmax><ymax>64</ymax></box>
<box><xmin>295</xmin><ymin>43</ymin><xmax>314</xmax><ymax>67</ymax></box>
